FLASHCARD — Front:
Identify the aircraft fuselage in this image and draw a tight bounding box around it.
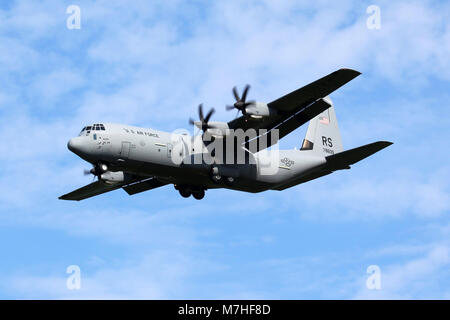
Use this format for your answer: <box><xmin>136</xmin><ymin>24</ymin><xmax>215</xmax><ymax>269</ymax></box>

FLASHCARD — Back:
<box><xmin>68</xmin><ymin>122</ymin><xmax>326</xmax><ymax>194</ymax></box>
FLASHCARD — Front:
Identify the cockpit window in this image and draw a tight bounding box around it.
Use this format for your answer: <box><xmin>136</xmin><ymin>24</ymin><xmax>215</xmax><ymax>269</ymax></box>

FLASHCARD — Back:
<box><xmin>78</xmin><ymin>127</ymin><xmax>86</xmax><ymax>136</ymax></box>
<box><xmin>79</xmin><ymin>124</ymin><xmax>105</xmax><ymax>136</ymax></box>
<box><xmin>90</xmin><ymin>124</ymin><xmax>105</xmax><ymax>131</ymax></box>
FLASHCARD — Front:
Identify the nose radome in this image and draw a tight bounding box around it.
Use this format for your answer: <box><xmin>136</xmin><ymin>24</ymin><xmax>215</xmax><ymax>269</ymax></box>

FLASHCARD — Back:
<box><xmin>67</xmin><ymin>137</ymin><xmax>84</xmax><ymax>154</ymax></box>
<box><xmin>67</xmin><ymin>138</ymin><xmax>77</xmax><ymax>152</ymax></box>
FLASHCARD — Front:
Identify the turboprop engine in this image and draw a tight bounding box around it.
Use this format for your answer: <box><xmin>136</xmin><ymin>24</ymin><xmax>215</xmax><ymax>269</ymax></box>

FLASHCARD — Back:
<box><xmin>100</xmin><ymin>171</ymin><xmax>133</xmax><ymax>185</ymax></box>
<box><xmin>244</xmin><ymin>102</ymin><xmax>277</xmax><ymax>119</ymax></box>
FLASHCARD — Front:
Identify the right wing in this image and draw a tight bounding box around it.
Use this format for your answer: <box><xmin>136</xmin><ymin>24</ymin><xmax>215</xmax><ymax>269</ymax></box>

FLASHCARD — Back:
<box><xmin>59</xmin><ymin>180</ymin><xmax>125</xmax><ymax>201</ymax></box>
<box><xmin>122</xmin><ymin>178</ymin><xmax>167</xmax><ymax>195</ymax></box>
<box><xmin>59</xmin><ymin>177</ymin><xmax>167</xmax><ymax>201</ymax></box>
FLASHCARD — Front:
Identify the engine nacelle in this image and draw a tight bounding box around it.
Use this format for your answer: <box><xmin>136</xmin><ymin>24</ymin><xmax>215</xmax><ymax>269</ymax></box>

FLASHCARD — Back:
<box><xmin>245</xmin><ymin>102</ymin><xmax>277</xmax><ymax>119</ymax></box>
<box><xmin>100</xmin><ymin>171</ymin><xmax>132</xmax><ymax>185</ymax></box>
<box><xmin>205</xmin><ymin>121</ymin><xmax>231</xmax><ymax>137</ymax></box>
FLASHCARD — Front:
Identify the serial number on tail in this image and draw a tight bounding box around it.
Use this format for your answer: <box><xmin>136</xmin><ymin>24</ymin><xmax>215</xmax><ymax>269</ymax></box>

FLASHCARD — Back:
<box><xmin>322</xmin><ymin>136</ymin><xmax>334</xmax><ymax>154</ymax></box>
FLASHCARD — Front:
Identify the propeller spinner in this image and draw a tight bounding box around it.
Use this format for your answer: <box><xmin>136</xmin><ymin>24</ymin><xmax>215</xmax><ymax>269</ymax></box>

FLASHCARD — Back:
<box><xmin>84</xmin><ymin>163</ymin><xmax>108</xmax><ymax>181</ymax></box>
<box><xmin>226</xmin><ymin>84</ymin><xmax>255</xmax><ymax>116</ymax></box>
<box><xmin>189</xmin><ymin>104</ymin><xmax>215</xmax><ymax>132</ymax></box>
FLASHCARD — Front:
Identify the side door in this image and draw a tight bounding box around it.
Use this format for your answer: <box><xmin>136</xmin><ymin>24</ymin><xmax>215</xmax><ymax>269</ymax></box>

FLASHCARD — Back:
<box><xmin>120</xmin><ymin>141</ymin><xmax>131</xmax><ymax>159</ymax></box>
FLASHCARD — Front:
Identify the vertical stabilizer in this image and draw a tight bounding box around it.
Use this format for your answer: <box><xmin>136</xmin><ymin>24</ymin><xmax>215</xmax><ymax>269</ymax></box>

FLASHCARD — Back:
<box><xmin>300</xmin><ymin>96</ymin><xmax>343</xmax><ymax>156</ymax></box>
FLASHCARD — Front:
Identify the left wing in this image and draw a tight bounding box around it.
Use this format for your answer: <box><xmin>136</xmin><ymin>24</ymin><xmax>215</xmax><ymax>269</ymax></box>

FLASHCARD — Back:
<box><xmin>248</xmin><ymin>98</ymin><xmax>331</xmax><ymax>149</ymax></box>
<box><xmin>59</xmin><ymin>177</ymin><xmax>166</xmax><ymax>201</ymax></box>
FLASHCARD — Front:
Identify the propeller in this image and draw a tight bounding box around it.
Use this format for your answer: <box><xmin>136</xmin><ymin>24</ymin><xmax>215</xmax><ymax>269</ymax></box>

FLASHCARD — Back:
<box><xmin>226</xmin><ymin>84</ymin><xmax>255</xmax><ymax>116</ymax></box>
<box><xmin>189</xmin><ymin>104</ymin><xmax>215</xmax><ymax>132</ymax></box>
<box><xmin>84</xmin><ymin>163</ymin><xmax>108</xmax><ymax>181</ymax></box>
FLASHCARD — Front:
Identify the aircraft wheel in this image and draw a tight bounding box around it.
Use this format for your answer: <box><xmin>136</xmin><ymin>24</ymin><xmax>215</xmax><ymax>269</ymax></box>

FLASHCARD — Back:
<box><xmin>192</xmin><ymin>190</ymin><xmax>205</xmax><ymax>200</ymax></box>
<box><xmin>179</xmin><ymin>188</ymin><xmax>191</xmax><ymax>198</ymax></box>
<box><xmin>225</xmin><ymin>176</ymin><xmax>235</xmax><ymax>186</ymax></box>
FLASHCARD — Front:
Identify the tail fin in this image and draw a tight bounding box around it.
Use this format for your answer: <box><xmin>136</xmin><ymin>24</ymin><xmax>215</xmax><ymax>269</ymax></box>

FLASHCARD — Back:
<box><xmin>300</xmin><ymin>96</ymin><xmax>343</xmax><ymax>156</ymax></box>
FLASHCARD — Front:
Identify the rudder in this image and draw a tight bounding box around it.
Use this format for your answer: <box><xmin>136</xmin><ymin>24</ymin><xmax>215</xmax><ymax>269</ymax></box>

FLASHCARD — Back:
<box><xmin>300</xmin><ymin>96</ymin><xmax>343</xmax><ymax>156</ymax></box>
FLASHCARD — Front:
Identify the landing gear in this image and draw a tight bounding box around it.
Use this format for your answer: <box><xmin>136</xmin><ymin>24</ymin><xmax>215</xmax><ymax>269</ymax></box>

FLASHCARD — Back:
<box><xmin>179</xmin><ymin>188</ymin><xmax>191</xmax><ymax>198</ymax></box>
<box><xmin>176</xmin><ymin>185</ymin><xmax>205</xmax><ymax>200</ymax></box>
<box><xmin>192</xmin><ymin>190</ymin><xmax>205</xmax><ymax>200</ymax></box>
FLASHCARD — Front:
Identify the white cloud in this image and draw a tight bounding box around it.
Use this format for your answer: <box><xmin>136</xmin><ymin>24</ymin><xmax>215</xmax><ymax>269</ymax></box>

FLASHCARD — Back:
<box><xmin>288</xmin><ymin>167</ymin><xmax>450</xmax><ymax>220</ymax></box>
<box><xmin>354</xmin><ymin>243</ymin><xmax>450</xmax><ymax>299</ymax></box>
<box><xmin>7</xmin><ymin>251</ymin><xmax>198</xmax><ymax>299</ymax></box>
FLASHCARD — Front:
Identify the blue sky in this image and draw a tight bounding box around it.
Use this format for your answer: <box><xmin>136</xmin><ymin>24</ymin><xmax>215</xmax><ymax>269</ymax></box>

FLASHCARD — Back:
<box><xmin>0</xmin><ymin>0</ymin><xmax>449</xmax><ymax>299</ymax></box>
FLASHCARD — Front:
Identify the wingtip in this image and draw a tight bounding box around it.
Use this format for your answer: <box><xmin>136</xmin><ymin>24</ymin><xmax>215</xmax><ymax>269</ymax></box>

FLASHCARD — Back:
<box><xmin>376</xmin><ymin>141</ymin><xmax>394</xmax><ymax>149</ymax></box>
<box><xmin>340</xmin><ymin>68</ymin><xmax>362</xmax><ymax>77</ymax></box>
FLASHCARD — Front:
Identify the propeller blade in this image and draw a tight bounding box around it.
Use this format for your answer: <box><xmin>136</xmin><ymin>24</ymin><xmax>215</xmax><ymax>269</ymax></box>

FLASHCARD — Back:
<box><xmin>190</xmin><ymin>104</ymin><xmax>215</xmax><ymax>132</ymax></box>
<box><xmin>232</xmin><ymin>87</ymin><xmax>240</xmax><ymax>101</ymax></box>
<box><xmin>198</xmin><ymin>104</ymin><xmax>204</xmax><ymax>122</ymax></box>
<box><xmin>227</xmin><ymin>84</ymin><xmax>253</xmax><ymax>116</ymax></box>
<box><xmin>243</xmin><ymin>100</ymin><xmax>255</xmax><ymax>108</ymax></box>
<box><xmin>204</xmin><ymin>108</ymin><xmax>215</xmax><ymax>122</ymax></box>
<box><xmin>242</xmin><ymin>84</ymin><xmax>250</xmax><ymax>101</ymax></box>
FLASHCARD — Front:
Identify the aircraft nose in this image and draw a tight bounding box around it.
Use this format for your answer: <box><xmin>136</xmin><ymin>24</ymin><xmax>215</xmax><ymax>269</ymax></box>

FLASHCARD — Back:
<box><xmin>67</xmin><ymin>138</ymin><xmax>78</xmax><ymax>152</ymax></box>
<box><xmin>67</xmin><ymin>137</ymin><xmax>87</xmax><ymax>155</ymax></box>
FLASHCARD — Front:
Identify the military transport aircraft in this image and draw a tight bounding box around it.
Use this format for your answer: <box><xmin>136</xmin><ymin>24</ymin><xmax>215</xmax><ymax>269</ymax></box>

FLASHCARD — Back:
<box><xmin>59</xmin><ymin>68</ymin><xmax>392</xmax><ymax>201</ymax></box>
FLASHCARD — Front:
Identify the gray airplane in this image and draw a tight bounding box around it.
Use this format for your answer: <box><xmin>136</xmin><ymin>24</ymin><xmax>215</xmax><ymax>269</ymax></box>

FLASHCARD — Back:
<box><xmin>59</xmin><ymin>68</ymin><xmax>392</xmax><ymax>201</ymax></box>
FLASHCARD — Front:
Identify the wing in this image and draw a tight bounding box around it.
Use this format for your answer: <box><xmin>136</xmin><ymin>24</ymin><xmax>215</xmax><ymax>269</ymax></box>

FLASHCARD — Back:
<box><xmin>59</xmin><ymin>180</ymin><xmax>125</xmax><ymax>201</ymax></box>
<box><xmin>228</xmin><ymin>68</ymin><xmax>361</xmax><ymax>148</ymax></box>
<box><xmin>122</xmin><ymin>178</ymin><xmax>167</xmax><ymax>195</ymax></box>
<box><xmin>59</xmin><ymin>177</ymin><xmax>167</xmax><ymax>201</ymax></box>
<box><xmin>248</xmin><ymin>98</ymin><xmax>332</xmax><ymax>149</ymax></box>
<box><xmin>267</xmin><ymin>68</ymin><xmax>361</xmax><ymax>112</ymax></box>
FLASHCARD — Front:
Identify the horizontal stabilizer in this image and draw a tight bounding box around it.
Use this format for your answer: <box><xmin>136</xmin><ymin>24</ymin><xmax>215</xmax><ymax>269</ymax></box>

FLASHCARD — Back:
<box><xmin>325</xmin><ymin>141</ymin><xmax>393</xmax><ymax>170</ymax></box>
<box><xmin>272</xmin><ymin>141</ymin><xmax>392</xmax><ymax>191</ymax></box>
